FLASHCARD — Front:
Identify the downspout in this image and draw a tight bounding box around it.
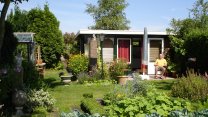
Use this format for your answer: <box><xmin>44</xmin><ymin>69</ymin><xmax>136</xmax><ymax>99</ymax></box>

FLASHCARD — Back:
<box><xmin>142</xmin><ymin>27</ymin><xmax>148</xmax><ymax>75</ymax></box>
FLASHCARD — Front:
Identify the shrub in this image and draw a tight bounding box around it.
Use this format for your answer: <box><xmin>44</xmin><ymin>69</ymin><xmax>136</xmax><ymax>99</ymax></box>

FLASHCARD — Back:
<box><xmin>83</xmin><ymin>93</ymin><xmax>93</xmax><ymax>98</ymax></box>
<box><xmin>171</xmin><ymin>72</ymin><xmax>208</xmax><ymax>101</ymax></box>
<box><xmin>68</xmin><ymin>54</ymin><xmax>89</xmax><ymax>76</ymax></box>
<box><xmin>25</xmin><ymin>89</ymin><xmax>56</xmax><ymax>112</ymax></box>
<box><xmin>109</xmin><ymin>59</ymin><xmax>128</xmax><ymax>79</ymax></box>
<box><xmin>77</xmin><ymin>72</ymin><xmax>91</xmax><ymax>84</ymax></box>
<box><xmin>22</xmin><ymin>61</ymin><xmax>44</xmax><ymax>89</ymax></box>
<box><xmin>81</xmin><ymin>98</ymin><xmax>106</xmax><ymax>116</ymax></box>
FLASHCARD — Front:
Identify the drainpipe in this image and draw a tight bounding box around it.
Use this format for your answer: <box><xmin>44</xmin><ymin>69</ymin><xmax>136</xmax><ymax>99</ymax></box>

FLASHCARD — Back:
<box><xmin>142</xmin><ymin>27</ymin><xmax>148</xmax><ymax>75</ymax></box>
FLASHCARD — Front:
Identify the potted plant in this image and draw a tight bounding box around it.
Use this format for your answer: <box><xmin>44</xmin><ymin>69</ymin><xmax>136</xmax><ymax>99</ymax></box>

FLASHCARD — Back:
<box><xmin>109</xmin><ymin>59</ymin><xmax>129</xmax><ymax>85</ymax></box>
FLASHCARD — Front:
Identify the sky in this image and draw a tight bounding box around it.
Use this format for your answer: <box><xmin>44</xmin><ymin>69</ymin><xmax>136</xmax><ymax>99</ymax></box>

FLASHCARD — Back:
<box><xmin>3</xmin><ymin>0</ymin><xmax>196</xmax><ymax>33</ymax></box>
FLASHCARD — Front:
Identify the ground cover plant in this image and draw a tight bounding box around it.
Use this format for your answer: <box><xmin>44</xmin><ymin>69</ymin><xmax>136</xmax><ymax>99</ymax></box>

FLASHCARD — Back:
<box><xmin>103</xmin><ymin>78</ymin><xmax>208</xmax><ymax>116</ymax></box>
<box><xmin>41</xmin><ymin>70</ymin><xmax>207</xmax><ymax>116</ymax></box>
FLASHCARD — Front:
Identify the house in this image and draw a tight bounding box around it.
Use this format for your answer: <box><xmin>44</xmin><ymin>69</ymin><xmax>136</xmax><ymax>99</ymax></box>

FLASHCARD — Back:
<box><xmin>75</xmin><ymin>28</ymin><xmax>170</xmax><ymax>75</ymax></box>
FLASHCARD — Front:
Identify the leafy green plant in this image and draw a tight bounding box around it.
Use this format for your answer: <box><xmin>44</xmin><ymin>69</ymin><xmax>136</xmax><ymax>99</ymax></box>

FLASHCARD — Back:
<box><xmin>104</xmin><ymin>80</ymin><xmax>196</xmax><ymax>117</ymax></box>
<box><xmin>77</xmin><ymin>72</ymin><xmax>91</xmax><ymax>84</ymax></box>
<box><xmin>60</xmin><ymin>110</ymin><xmax>101</xmax><ymax>117</ymax></box>
<box><xmin>170</xmin><ymin>109</ymin><xmax>208</xmax><ymax>117</ymax></box>
<box><xmin>25</xmin><ymin>89</ymin><xmax>56</xmax><ymax>112</ymax></box>
<box><xmin>105</xmin><ymin>92</ymin><xmax>193</xmax><ymax>116</ymax></box>
<box><xmin>81</xmin><ymin>98</ymin><xmax>106</xmax><ymax>116</ymax></box>
<box><xmin>109</xmin><ymin>59</ymin><xmax>129</xmax><ymax>79</ymax></box>
<box><xmin>22</xmin><ymin>61</ymin><xmax>44</xmax><ymax>89</ymax></box>
<box><xmin>171</xmin><ymin>72</ymin><xmax>208</xmax><ymax>101</ymax></box>
<box><xmin>104</xmin><ymin>78</ymin><xmax>149</xmax><ymax>103</ymax></box>
<box><xmin>31</xmin><ymin>106</ymin><xmax>48</xmax><ymax>117</ymax></box>
<box><xmin>68</xmin><ymin>54</ymin><xmax>89</xmax><ymax>76</ymax></box>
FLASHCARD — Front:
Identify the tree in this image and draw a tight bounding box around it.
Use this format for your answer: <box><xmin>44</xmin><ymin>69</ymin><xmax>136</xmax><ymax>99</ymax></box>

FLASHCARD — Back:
<box><xmin>167</xmin><ymin>0</ymin><xmax>208</xmax><ymax>75</ymax></box>
<box><xmin>190</xmin><ymin>0</ymin><xmax>208</xmax><ymax>28</ymax></box>
<box><xmin>63</xmin><ymin>32</ymin><xmax>78</xmax><ymax>55</ymax></box>
<box><xmin>6</xmin><ymin>5</ymin><xmax>29</xmax><ymax>32</ymax></box>
<box><xmin>0</xmin><ymin>0</ymin><xmax>28</xmax><ymax>61</ymax></box>
<box><xmin>0</xmin><ymin>21</ymin><xmax>17</xmax><ymax>67</ymax></box>
<box><xmin>27</xmin><ymin>4</ymin><xmax>64</xmax><ymax>68</ymax></box>
<box><xmin>86</xmin><ymin>0</ymin><xmax>130</xmax><ymax>30</ymax></box>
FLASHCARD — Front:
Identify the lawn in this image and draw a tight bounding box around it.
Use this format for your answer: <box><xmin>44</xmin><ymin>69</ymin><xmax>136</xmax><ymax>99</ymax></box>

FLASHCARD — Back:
<box><xmin>44</xmin><ymin>70</ymin><xmax>114</xmax><ymax>113</ymax></box>
<box><xmin>44</xmin><ymin>69</ymin><xmax>175</xmax><ymax>114</ymax></box>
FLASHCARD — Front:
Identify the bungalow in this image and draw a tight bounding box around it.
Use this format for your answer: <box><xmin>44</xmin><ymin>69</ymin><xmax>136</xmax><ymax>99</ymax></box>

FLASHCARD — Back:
<box><xmin>75</xmin><ymin>28</ymin><xmax>170</xmax><ymax>75</ymax></box>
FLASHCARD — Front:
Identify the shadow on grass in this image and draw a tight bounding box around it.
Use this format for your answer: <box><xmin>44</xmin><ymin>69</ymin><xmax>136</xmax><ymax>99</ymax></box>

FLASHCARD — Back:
<box><xmin>43</xmin><ymin>77</ymin><xmax>63</xmax><ymax>88</ymax></box>
<box><xmin>151</xmin><ymin>80</ymin><xmax>175</xmax><ymax>91</ymax></box>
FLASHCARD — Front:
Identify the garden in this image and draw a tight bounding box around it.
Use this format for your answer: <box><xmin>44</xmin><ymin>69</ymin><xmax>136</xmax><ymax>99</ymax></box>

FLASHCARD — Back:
<box><xmin>0</xmin><ymin>0</ymin><xmax>208</xmax><ymax>116</ymax></box>
<box><xmin>1</xmin><ymin>53</ymin><xmax>208</xmax><ymax>117</ymax></box>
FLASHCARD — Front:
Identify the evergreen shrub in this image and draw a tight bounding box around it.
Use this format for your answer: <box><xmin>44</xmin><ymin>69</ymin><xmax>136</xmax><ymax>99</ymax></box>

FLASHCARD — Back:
<box><xmin>80</xmin><ymin>98</ymin><xmax>106</xmax><ymax>116</ymax></box>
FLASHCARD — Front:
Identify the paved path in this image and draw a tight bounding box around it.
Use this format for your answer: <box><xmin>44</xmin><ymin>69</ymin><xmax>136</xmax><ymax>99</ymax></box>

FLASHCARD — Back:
<box><xmin>127</xmin><ymin>72</ymin><xmax>175</xmax><ymax>80</ymax></box>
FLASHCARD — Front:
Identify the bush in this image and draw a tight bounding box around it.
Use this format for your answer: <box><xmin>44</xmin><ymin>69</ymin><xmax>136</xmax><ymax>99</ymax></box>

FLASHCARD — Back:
<box><xmin>77</xmin><ymin>72</ymin><xmax>91</xmax><ymax>84</ymax></box>
<box><xmin>25</xmin><ymin>89</ymin><xmax>56</xmax><ymax>112</ymax></box>
<box><xmin>81</xmin><ymin>98</ymin><xmax>106</xmax><ymax>116</ymax></box>
<box><xmin>68</xmin><ymin>54</ymin><xmax>89</xmax><ymax>76</ymax></box>
<box><xmin>171</xmin><ymin>72</ymin><xmax>208</xmax><ymax>101</ymax></box>
<box><xmin>109</xmin><ymin>59</ymin><xmax>129</xmax><ymax>79</ymax></box>
<box><xmin>22</xmin><ymin>61</ymin><xmax>44</xmax><ymax>89</ymax></box>
<box><xmin>83</xmin><ymin>93</ymin><xmax>93</xmax><ymax>98</ymax></box>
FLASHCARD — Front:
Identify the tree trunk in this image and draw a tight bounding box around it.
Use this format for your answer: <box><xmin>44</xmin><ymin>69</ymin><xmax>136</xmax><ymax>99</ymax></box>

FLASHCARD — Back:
<box><xmin>0</xmin><ymin>0</ymin><xmax>10</xmax><ymax>59</ymax></box>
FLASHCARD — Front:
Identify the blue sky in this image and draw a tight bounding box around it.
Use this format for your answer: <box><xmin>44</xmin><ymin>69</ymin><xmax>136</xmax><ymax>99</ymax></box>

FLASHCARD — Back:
<box><xmin>4</xmin><ymin>0</ymin><xmax>196</xmax><ymax>33</ymax></box>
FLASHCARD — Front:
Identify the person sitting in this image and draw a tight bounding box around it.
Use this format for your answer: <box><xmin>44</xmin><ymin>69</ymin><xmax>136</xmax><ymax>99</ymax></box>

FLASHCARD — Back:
<box><xmin>154</xmin><ymin>54</ymin><xmax>167</xmax><ymax>79</ymax></box>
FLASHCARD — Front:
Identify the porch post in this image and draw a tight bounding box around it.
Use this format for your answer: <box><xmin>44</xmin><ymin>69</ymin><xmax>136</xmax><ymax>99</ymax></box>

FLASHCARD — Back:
<box><xmin>142</xmin><ymin>27</ymin><xmax>148</xmax><ymax>75</ymax></box>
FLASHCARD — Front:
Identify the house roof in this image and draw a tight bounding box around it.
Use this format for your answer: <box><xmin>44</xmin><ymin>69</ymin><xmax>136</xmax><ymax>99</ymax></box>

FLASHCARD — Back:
<box><xmin>76</xmin><ymin>29</ymin><xmax>168</xmax><ymax>37</ymax></box>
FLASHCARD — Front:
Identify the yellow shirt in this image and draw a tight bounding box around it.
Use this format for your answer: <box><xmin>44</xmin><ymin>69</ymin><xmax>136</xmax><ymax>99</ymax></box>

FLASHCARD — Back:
<box><xmin>155</xmin><ymin>58</ymin><xmax>167</xmax><ymax>67</ymax></box>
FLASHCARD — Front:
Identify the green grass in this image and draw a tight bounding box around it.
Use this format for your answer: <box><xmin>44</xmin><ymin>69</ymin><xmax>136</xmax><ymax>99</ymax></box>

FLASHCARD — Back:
<box><xmin>43</xmin><ymin>69</ymin><xmax>175</xmax><ymax>114</ymax></box>
<box><xmin>148</xmin><ymin>79</ymin><xmax>175</xmax><ymax>92</ymax></box>
<box><xmin>44</xmin><ymin>69</ymin><xmax>114</xmax><ymax>113</ymax></box>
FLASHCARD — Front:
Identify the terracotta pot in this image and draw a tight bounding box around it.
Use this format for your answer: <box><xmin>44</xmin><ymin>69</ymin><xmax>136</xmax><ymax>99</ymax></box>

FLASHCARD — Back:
<box><xmin>117</xmin><ymin>76</ymin><xmax>128</xmax><ymax>85</ymax></box>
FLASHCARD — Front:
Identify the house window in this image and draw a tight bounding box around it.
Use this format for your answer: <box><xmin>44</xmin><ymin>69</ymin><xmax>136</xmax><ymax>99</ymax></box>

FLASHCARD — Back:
<box><xmin>149</xmin><ymin>40</ymin><xmax>162</xmax><ymax>62</ymax></box>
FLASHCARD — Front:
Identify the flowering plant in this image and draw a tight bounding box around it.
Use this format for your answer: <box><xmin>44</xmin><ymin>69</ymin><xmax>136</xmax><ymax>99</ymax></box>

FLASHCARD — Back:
<box><xmin>109</xmin><ymin>59</ymin><xmax>129</xmax><ymax>79</ymax></box>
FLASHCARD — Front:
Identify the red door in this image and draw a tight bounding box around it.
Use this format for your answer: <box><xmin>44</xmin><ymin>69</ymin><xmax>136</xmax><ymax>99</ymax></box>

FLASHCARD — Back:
<box><xmin>118</xmin><ymin>40</ymin><xmax>130</xmax><ymax>62</ymax></box>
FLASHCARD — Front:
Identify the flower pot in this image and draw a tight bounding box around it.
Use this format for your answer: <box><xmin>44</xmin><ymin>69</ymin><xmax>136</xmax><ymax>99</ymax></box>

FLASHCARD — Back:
<box><xmin>117</xmin><ymin>76</ymin><xmax>128</xmax><ymax>85</ymax></box>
